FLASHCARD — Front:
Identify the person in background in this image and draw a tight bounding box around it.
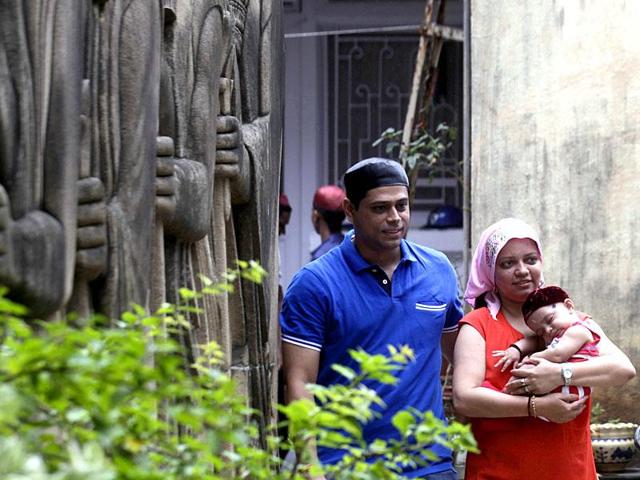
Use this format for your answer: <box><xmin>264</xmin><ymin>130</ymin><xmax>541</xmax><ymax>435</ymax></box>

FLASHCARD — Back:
<box><xmin>281</xmin><ymin>158</ymin><xmax>463</xmax><ymax>479</ymax></box>
<box><xmin>277</xmin><ymin>192</ymin><xmax>293</xmax><ymax>458</ymax></box>
<box><xmin>310</xmin><ymin>185</ymin><xmax>346</xmax><ymax>261</ymax></box>
<box><xmin>279</xmin><ymin>193</ymin><xmax>292</xmax><ymax>236</ymax></box>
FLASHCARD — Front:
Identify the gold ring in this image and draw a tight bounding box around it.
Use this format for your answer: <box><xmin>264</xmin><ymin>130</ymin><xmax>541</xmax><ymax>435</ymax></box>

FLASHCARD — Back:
<box><xmin>520</xmin><ymin>378</ymin><xmax>526</xmax><ymax>387</ymax></box>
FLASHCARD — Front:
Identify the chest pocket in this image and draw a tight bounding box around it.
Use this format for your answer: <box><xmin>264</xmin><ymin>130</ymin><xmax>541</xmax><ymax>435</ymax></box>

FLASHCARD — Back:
<box><xmin>412</xmin><ymin>301</ymin><xmax>447</xmax><ymax>346</ymax></box>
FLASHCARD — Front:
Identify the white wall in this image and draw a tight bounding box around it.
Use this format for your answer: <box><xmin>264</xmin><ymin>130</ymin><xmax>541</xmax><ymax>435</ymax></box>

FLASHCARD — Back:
<box><xmin>281</xmin><ymin>0</ymin><xmax>463</xmax><ymax>287</ymax></box>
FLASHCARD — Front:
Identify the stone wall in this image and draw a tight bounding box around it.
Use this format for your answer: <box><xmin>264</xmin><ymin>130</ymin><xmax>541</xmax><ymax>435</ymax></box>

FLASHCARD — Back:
<box><xmin>470</xmin><ymin>0</ymin><xmax>640</xmax><ymax>420</ymax></box>
<box><xmin>0</xmin><ymin>0</ymin><xmax>283</xmax><ymax>440</ymax></box>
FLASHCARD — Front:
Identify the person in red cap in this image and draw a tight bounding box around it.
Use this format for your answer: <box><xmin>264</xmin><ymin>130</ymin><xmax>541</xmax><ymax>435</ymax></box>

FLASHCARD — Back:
<box><xmin>279</xmin><ymin>193</ymin><xmax>292</xmax><ymax>236</ymax></box>
<box><xmin>310</xmin><ymin>185</ymin><xmax>346</xmax><ymax>261</ymax></box>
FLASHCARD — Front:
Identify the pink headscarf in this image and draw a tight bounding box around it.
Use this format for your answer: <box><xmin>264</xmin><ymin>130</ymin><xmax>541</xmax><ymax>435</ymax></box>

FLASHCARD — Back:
<box><xmin>464</xmin><ymin>218</ymin><xmax>544</xmax><ymax>319</ymax></box>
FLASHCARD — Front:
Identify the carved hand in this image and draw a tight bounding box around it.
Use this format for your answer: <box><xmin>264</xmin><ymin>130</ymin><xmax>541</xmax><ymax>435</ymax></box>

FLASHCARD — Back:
<box><xmin>156</xmin><ymin>136</ymin><xmax>177</xmax><ymax>224</ymax></box>
<box><xmin>0</xmin><ymin>185</ymin><xmax>17</xmax><ymax>284</ymax></box>
<box><xmin>215</xmin><ymin>115</ymin><xmax>251</xmax><ymax>204</ymax></box>
<box><xmin>215</xmin><ymin>115</ymin><xmax>243</xmax><ymax>177</ymax></box>
<box><xmin>75</xmin><ymin>177</ymin><xmax>107</xmax><ymax>281</ymax></box>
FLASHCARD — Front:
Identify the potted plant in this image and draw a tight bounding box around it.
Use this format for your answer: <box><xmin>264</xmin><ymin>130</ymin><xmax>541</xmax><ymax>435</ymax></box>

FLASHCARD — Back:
<box><xmin>590</xmin><ymin>403</ymin><xmax>639</xmax><ymax>473</ymax></box>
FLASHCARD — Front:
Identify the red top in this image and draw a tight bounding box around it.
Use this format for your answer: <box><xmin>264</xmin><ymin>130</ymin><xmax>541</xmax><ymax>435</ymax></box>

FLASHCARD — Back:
<box><xmin>460</xmin><ymin>307</ymin><xmax>596</xmax><ymax>480</ymax></box>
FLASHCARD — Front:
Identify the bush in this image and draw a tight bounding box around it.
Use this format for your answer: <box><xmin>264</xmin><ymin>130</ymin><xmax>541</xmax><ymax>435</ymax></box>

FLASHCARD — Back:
<box><xmin>0</xmin><ymin>263</ymin><xmax>476</xmax><ymax>479</ymax></box>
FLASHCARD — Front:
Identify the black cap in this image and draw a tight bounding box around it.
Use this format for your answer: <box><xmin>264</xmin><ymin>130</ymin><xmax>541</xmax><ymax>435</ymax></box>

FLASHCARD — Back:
<box><xmin>343</xmin><ymin>157</ymin><xmax>409</xmax><ymax>207</ymax></box>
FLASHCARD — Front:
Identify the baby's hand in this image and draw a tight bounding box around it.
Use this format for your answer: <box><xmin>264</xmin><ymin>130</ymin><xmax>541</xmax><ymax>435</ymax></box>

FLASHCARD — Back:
<box><xmin>492</xmin><ymin>345</ymin><xmax>522</xmax><ymax>372</ymax></box>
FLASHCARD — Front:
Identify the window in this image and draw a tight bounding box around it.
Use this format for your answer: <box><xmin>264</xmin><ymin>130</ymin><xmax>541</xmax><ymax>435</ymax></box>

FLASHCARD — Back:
<box><xmin>327</xmin><ymin>34</ymin><xmax>463</xmax><ymax>211</ymax></box>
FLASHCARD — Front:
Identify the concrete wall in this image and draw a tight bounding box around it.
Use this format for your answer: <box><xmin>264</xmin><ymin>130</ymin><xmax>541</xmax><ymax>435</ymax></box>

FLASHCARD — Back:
<box><xmin>470</xmin><ymin>0</ymin><xmax>640</xmax><ymax>420</ymax></box>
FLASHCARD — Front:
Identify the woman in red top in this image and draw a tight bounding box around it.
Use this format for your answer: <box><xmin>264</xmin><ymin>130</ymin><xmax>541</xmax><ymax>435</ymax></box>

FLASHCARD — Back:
<box><xmin>452</xmin><ymin>218</ymin><xmax>635</xmax><ymax>480</ymax></box>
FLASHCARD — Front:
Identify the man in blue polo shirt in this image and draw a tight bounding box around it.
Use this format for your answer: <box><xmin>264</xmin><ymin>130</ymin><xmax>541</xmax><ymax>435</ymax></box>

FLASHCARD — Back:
<box><xmin>280</xmin><ymin>158</ymin><xmax>463</xmax><ymax>479</ymax></box>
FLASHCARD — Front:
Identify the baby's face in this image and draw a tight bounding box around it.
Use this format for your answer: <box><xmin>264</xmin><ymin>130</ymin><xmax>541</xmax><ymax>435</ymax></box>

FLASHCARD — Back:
<box><xmin>525</xmin><ymin>301</ymin><xmax>574</xmax><ymax>343</ymax></box>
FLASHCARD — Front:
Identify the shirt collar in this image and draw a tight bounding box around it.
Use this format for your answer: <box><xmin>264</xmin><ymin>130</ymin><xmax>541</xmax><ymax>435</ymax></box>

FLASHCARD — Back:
<box><xmin>341</xmin><ymin>230</ymin><xmax>417</xmax><ymax>273</ymax></box>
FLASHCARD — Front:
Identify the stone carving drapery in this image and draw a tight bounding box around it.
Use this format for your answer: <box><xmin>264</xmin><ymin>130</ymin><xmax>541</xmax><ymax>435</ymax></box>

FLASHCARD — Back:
<box><xmin>0</xmin><ymin>0</ymin><xmax>283</xmax><ymax>440</ymax></box>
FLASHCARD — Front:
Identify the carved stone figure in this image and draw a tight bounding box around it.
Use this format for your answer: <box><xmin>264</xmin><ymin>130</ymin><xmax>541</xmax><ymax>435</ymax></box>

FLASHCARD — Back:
<box><xmin>0</xmin><ymin>0</ymin><xmax>283</xmax><ymax>443</ymax></box>
<box><xmin>157</xmin><ymin>0</ymin><xmax>231</xmax><ymax>365</ymax></box>
<box><xmin>0</xmin><ymin>1</ymin><xmax>84</xmax><ymax>318</ymax></box>
<box><xmin>70</xmin><ymin>0</ymin><xmax>162</xmax><ymax>318</ymax></box>
<box><xmin>217</xmin><ymin>0</ymin><xmax>283</xmax><ymax>436</ymax></box>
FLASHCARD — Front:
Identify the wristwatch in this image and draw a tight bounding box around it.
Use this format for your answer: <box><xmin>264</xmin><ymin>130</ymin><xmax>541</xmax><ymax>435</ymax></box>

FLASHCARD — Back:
<box><xmin>561</xmin><ymin>363</ymin><xmax>573</xmax><ymax>386</ymax></box>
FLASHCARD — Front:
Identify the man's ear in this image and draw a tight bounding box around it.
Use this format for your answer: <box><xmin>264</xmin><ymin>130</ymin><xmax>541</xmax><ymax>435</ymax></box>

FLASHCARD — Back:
<box><xmin>311</xmin><ymin>209</ymin><xmax>321</xmax><ymax>229</ymax></box>
<box><xmin>342</xmin><ymin>197</ymin><xmax>355</xmax><ymax>221</ymax></box>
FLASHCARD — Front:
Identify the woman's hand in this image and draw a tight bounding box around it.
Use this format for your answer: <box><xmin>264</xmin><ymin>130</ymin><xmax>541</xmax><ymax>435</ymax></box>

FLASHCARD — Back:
<box><xmin>504</xmin><ymin>357</ymin><xmax>561</xmax><ymax>395</ymax></box>
<box><xmin>536</xmin><ymin>392</ymin><xmax>588</xmax><ymax>423</ymax></box>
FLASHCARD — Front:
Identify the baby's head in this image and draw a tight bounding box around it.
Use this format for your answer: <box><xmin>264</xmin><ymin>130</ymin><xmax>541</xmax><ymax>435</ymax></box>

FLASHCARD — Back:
<box><xmin>522</xmin><ymin>286</ymin><xmax>576</xmax><ymax>341</ymax></box>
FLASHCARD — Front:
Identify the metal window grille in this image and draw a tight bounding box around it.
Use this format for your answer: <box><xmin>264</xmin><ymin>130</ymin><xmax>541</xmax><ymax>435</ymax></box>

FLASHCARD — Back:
<box><xmin>327</xmin><ymin>34</ymin><xmax>463</xmax><ymax>211</ymax></box>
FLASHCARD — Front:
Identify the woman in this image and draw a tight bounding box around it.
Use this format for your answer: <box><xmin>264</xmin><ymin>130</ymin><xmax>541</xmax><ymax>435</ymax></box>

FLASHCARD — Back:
<box><xmin>453</xmin><ymin>218</ymin><xmax>635</xmax><ymax>480</ymax></box>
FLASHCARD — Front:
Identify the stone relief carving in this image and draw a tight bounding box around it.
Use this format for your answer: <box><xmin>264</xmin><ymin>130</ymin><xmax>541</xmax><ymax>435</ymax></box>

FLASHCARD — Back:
<box><xmin>219</xmin><ymin>0</ymin><xmax>283</xmax><ymax>438</ymax></box>
<box><xmin>0</xmin><ymin>1</ymin><xmax>83</xmax><ymax>318</ymax></box>
<box><xmin>0</xmin><ymin>0</ymin><xmax>282</xmax><ymax>437</ymax></box>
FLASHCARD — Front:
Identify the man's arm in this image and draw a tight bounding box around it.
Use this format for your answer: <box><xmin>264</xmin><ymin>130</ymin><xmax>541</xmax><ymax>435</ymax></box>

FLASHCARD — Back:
<box><xmin>441</xmin><ymin>330</ymin><xmax>458</xmax><ymax>365</ymax></box>
<box><xmin>282</xmin><ymin>343</ymin><xmax>326</xmax><ymax>479</ymax></box>
<box><xmin>282</xmin><ymin>343</ymin><xmax>320</xmax><ymax>403</ymax></box>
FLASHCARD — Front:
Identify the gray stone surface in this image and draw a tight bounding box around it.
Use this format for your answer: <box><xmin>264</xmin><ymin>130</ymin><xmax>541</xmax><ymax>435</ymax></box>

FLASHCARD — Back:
<box><xmin>470</xmin><ymin>0</ymin><xmax>640</xmax><ymax>419</ymax></box>
<box><xmin>0</xmin><ymin>0</ymin><xmax>283</xmax><ymax>437</ymax></box>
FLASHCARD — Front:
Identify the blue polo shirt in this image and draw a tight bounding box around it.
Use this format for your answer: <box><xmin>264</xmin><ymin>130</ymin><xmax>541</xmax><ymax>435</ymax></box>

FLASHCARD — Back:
<box><xmin>280</xmin><ymin>232</ymin><xmax>462</xmax><ymax>477</ymax></box>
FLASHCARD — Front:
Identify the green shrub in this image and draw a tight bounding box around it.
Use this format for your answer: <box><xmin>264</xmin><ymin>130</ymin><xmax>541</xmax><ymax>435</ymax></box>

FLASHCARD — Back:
<box><xmin>0</xmin><ymin>262</ymin><xmax>476</xmax><ymax>479</ymax></box>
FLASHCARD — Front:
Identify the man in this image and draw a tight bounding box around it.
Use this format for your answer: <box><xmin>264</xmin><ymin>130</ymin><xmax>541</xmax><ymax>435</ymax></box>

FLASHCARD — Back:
<box><xmin>280</xmin><ymin>158</ymin><xmax>463</xmax><ymax>479</ymax></box>
<box><xmin>310</xmin><ymin>185</ymin><xmax>346</xmax><ymax>261</ymax></box>
<box><xmin>279</xmin><ymin>193</ymin><xmax>292</xmax><ymax>235</ymax></box>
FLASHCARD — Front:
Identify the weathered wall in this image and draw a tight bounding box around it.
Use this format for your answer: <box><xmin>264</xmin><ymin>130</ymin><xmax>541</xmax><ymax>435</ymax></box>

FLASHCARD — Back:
<box><xmin>470</xmin><ymin>0</ymin><xmax>640</xmax><ymax>420</ymax></box>
<box><xmin>0</xmin><ymin>0</ymin><xmax>283</xmax><ymax>442</ymax></box>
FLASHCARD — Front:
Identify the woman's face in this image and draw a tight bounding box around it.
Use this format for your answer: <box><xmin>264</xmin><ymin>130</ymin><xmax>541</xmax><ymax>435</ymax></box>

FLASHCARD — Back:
<box><xmin>494</xmin><ymin>238</ymin><xmax>542</xmax><ymax>304</ymax></box>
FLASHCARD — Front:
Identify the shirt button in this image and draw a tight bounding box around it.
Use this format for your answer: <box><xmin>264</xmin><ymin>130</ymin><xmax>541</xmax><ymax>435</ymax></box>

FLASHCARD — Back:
<box><xmin>382</xmin><ymin>279</ymin><xmax>388</xmax><ymax>285</ymax></box>
<box><xmin>372</xmin><ymin>269</ymin><xmax>378</xmax><ymax>273</ymax></box>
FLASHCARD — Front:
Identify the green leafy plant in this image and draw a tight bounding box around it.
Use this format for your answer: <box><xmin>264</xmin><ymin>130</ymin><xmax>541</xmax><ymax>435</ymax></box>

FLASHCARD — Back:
<box><xmin>373</xmin><ymin>124</ymin><xmax>458</xmax><ymax>208</ymax></box>
<box><xmin>281</xmin><ymin>345</ymin><xmax>477</xmax><ymax>479</ymax></box>
<box><xmin>0</xmin><ymin>260</ymin><xmax>476</xmax><ymax>479</ymax></box>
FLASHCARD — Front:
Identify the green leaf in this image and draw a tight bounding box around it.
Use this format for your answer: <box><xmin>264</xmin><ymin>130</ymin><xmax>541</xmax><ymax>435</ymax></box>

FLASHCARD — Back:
<box><xmin>392</xmin><ymin>411</ymin><xmax>415</xmax><ymax>436</ymax></box>
<box><xmin>331</xmin><ymin>364</ymin><xmax>356</xmax><ymax>381</ymax></box>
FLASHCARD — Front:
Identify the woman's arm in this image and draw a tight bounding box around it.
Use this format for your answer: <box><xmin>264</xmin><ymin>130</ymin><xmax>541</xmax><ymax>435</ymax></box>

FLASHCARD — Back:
<box><xmin>453</xmin><ymin>324</ymin><xmax>586</xmax><ymax>422</ymax></box>
<box><xmin>506</xmin><ymin>323</ymin><xmax>635</xmax><ymax>394</ymax></box>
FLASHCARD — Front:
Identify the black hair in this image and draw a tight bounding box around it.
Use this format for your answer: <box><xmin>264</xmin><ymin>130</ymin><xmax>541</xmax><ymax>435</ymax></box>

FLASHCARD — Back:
<box><xmin>316</xmin><ymin>207</ymin><xmax>345</xmax><ymax>233</ymax></box>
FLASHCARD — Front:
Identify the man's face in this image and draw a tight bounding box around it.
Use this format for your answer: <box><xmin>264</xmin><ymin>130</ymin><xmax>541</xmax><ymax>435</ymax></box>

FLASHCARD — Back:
<box><xmin>345</xmin><ymin>185</ymin><xmax>409</xmax><ymax>254</ymax></box>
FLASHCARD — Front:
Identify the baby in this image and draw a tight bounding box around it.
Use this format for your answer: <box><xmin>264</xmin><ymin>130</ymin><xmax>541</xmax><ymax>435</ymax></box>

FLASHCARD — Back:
<box><xmin>494</xmin><ymin>285</ymin><xmax>600</xmax><ymax>399</ymax></box>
